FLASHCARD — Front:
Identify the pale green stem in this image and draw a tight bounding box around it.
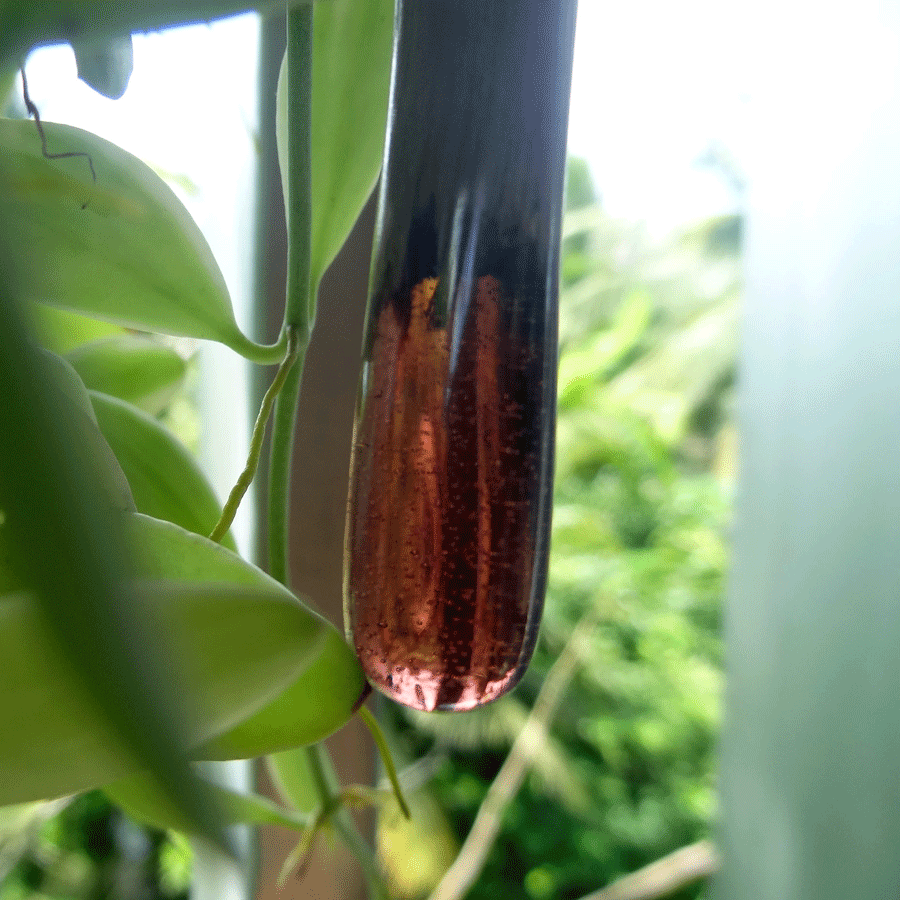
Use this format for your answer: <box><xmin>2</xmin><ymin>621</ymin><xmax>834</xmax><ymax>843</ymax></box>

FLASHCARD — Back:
<box><xmin>266</xmin><ymin>8</ymin><xmax>387</xmax><ymax>900</ymax></box>
<box><xmin>358</xmin><ymin>706</ymin><xmax>411</xmax><ymax>820</ymax></box>
<box><xmin>304</xmin><ymin>743</ymin><xmax>389</xmax><ymax>900</ymax></box>
<box><xmin>235</xmin><ymin>328</ymin><xmax>289</xmax><ymax>366</ymax></box>
<box><xmin>209</xmin><ymin>327</ymin><xmax>299</xmax><ymax>544</ymax></box>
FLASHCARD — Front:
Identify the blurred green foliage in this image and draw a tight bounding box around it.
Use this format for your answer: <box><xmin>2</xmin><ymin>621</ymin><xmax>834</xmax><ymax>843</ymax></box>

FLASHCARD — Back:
<box><xmin>0</xmin><ymin>793</ymin><xmax>191</xmax><ymax>900</ymax></box>
<box><xmin>377</xmin><ymin>157</ymin><xmax>739</xmax><ymax>900</ymax></box>
<box><xmin>0</xmin><ymin>147</ymin><xmax>737</xmax><ymax>898</ymax></box>
<box><xmin>0</xmin><ymin>336</ymin><xmax>201</xmax><ymax>899</ymax></box>
<box><xmin>0</xmin><ymin>315</ymin><xmax>202</xmax><ymax>898</ymax></box>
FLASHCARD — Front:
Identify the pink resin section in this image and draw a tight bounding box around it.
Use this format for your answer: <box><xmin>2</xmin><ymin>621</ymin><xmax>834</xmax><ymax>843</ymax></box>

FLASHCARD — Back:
<box><xmin>345</xmin><ymin>276</ymin><xmax>542</xmax><ymax>711</ymax></box>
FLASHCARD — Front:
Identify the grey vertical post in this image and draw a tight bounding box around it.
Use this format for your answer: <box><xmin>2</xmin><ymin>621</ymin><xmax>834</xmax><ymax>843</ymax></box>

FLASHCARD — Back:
<box><xmin>718</xmin><ymin>1</ymin><xmax>900</xmax><ymax>897</ymax></box>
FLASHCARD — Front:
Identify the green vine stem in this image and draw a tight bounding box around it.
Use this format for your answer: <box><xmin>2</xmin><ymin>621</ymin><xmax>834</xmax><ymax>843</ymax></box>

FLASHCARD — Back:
<box><xmin>236</xmin><ymin>328</ymin><xmax>289</xmax><ymax>366</ymax></box>
<box><xmin>267</xmin><ymin>0</ymin><xmax>313</xmax><ymax>584</ymax></box>
<box><xmin>358</xmin><ymin>705</ymin><xmax>411</xmax><ymax>820</ymax></box>
<box><xmin>208</xmin><ymin>326</ymin><xmax>299</xmax><ymax>544</ymax></box>
<box><xmin>304</xmin><ymin>743</ymin><xmax>389</xmax><ymax>900</ymax></box>
<box><xmin>265</xmin><ymin>8</ymin><xmax>388</xmax><ymax>900</ymax></box>
<box><xmin>283</xmin><ymin>4</ymin><xmax>312</xmax><ymax>334</ymax></box>
<box><xmin>266</xmin><ymin>360</ymin><xmax>303</xmax><ymax>583</ymax></box>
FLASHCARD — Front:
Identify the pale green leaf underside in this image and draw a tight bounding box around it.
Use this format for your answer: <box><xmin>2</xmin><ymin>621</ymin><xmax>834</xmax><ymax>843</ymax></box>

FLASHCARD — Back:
<box><xmin>0</xmin><ymin>117</ymin><xmax>261</xmax><ymax>355</ymax></box>
<box><xmin>0</xmin><ymin>514</ymin><xmax>344</xmax><ymax>804</ymax></box>
<box><xmin>90</xmin><ymin>391</ymin><xmax>237</xmax><ymax>551</ymax></box>
<box><xmin>67</xmin><ymin>335</ymin><xmax>188</xmax><ymax>415</ymax></box>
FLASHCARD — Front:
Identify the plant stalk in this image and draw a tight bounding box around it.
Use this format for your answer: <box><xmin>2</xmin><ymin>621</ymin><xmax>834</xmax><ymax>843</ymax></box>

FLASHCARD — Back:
<box><xmin>268</xmin><ymin>1</ymin><xmax>313</xmax><ymax>584</ymax></box>
<box><xmin>266</xmin><ymin>8</ymin><xmax>386</xmax><ymax>898</ymax></box>
<box><xmin>304</xmin><ymin>743</ymin><xmax>389</xmax><ymax>900</ymax></box>
<box><xmin>209</xmin><ymin>327</ymin><xmax>299</xmax><ymax>544</ymax></box>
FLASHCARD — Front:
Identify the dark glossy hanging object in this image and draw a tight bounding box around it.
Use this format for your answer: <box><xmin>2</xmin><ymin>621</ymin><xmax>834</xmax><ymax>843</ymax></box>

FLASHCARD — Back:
<box><xmin>344</xmin><ymin>0</ymin><xmax>578</xmax><ymax>711</ymax></box>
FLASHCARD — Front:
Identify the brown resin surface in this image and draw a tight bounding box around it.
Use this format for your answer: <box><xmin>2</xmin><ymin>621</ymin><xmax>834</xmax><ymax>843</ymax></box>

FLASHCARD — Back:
<box><xmin>346</xmin><ymin>275</ymin><xmax>542</xmax><ymax>710</ymax></box>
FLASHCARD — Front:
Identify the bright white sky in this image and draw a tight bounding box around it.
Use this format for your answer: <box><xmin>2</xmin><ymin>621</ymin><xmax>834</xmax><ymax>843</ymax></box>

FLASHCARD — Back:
<box><xmin>567</xmin><ymin>0</ymin><xmax>748</xmax><ymax>228</ymax></box>
<box><xmin>21</xmin><ymin>1</ymin><xmax>748</xmax><ymax>241</ymax></box>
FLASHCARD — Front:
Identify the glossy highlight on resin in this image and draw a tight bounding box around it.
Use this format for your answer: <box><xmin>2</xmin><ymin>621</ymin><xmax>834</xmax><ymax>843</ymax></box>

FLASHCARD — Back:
<box><xmin>344</xmin><ymin>0</ymin><xmax>577</xmax><ymax>711</ymax></box>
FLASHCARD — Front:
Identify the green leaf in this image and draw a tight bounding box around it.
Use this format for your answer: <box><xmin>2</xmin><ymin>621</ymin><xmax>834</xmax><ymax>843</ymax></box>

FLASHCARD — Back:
<box><xmin>36</xmin><ymin>350</ymin><xmax>136</xmax><ymax>513</ymax></box>
<box><xmin>0</xmin><ymin>512</ymin><xmax>349</xmax><ymax>803</ymax></box>
<box><xmin>89</xmin><ymin>391</ymin><xmax>236</xmax><ymax>551</ymax></box>
<box><xmin>200</xmin><ymin>626</ymin><xmax>365</xmax><ymax>760</ymax></box>
<box><xmin>128</xmin><ymin>514</ymin><xmax>363</xmax><ymax>755</ymax></box>
<box><xmin>0</xmin><ymin>117</ymin><xmax>268</xmax><ymax>357</ymax></box>
<box><xmin>277</xmin><ymin>0</ymin><xmax>393</xmax><ymax>296</ymax></box>
<box><xmin>106</xmin><ymin>771</ymin><xmax>308</xmax><ymax>836</ymax></box>
<box><xmin>126</xmin><ymin>513</ymin><xmax>272</xmax><ymax>587</ymax></box>
<box><xmin>0</xmin><ymin>524</ymin><xmax>15</xmax><ymax>595</ymax></box>
<box><xmin>267</xmin><ymin>747</ymin><xmax>330</xmax><ymax>815</ymax></box>
<box><xmin>33</xmin><ymin>305</ymin><xmax>123</xmax><ymax>354</ymax></box>
<box><xmin>1</xmin><ymin>144</ymin><xmax>226</xmax><ymax>855</ymax></box>
<box><xmin>557</xmin><ymin>291</ymin><xmax>650</xmax><ymax>410</ymax></box>
<box><xmin>0</xmin><ymin>580</ymin><xmax>326</xmax><ymax>805</ymax></box>
<box><xmin>0</xmin><ymin>70</ymin><xmax>14</xmax><ymax>113</ymax></box>
<box><xmin>124</xmin><ymin>516</ymin><xmax>366</xmax><ymax>759</ymax></box>
<box><xmin>67</xmin><ymin>336</ymin><xmax>188</xmax><ymax>415</ymax></box>
<box><xmin>71</xmin><ymin>34</ymin><xmax>134</xmax><ymax>100</ymax></box>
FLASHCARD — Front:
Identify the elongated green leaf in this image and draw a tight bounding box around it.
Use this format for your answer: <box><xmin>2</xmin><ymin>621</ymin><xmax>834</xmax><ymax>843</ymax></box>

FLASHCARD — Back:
<box><xmin>267</xmin><ymin>747</ymin><xmax>330</xmax><ymax>815</ymax></box>
<box><xmin>90</xmin><ymin>392</ymin><xmax>236</xmax><ymax>551</ymax></box>
<box><xmin>106</xmin><ymin>772</ymin><xmax>308</xmax><ymax>836</ymax></box>
<box><xmin>277</xmin><ymin>0</ymin><xmax>393</xmax><ymax>296</ymax></box>
<box><xmin>0</xmin><ymin>580</ymin><xmax>325</xmax><ymax>805</ymax></box>
<box><xmin>36</xmin><ymin>350</ymin><xmax>135</xmax><ymax>513</ymax></box>
<box><xmin>201</xmin><ymin>626</ymin><xmax>365</xmax><ymax>760</ymax></box>
<box><xmin>68</xmin><ymin>336</ymin><xmax>187</xmax><ymax>415</ymax></box>
<box><xmin>125</xmin><ymin>516</ymin><xmax>366</xmax><ymax>758</ymax></box>
<box><xmin>0</xmin><ymin>117</ymin><xmax>264</xmax><ymax>356</ymax></box>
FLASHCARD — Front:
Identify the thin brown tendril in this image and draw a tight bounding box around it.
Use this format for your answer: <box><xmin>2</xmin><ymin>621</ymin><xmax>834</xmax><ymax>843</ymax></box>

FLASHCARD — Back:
<box><xmin>21</xmin><ymin>67</ymin><xmax>96</xmax><ymax>184</ymax></box>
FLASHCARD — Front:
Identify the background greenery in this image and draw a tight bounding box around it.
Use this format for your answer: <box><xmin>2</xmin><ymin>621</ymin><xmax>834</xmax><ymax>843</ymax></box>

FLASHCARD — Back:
<box><xmin>373</xmin><ymin>159</ymin><xmax>738</xmax><ymax>900</ymax></box>
<box><xmin>0</xmin><ymin>139</ymin><xmax>738</xmax><ymax>900</ymax></box>
<box><xmin>0</xmin><ymin>149</ymin><xmax>738</xmax><ymax>899</ymax></box>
